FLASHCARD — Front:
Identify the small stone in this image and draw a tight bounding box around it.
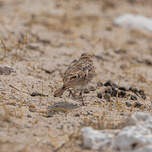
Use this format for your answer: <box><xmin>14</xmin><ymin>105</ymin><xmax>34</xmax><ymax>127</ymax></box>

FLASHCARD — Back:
<box><xmin>26</xmin><ymin>43</ymin><xmax>39</xmax><ymax>50</ymax></box>
<box><xmin>144</xmin><ymin>59</ymin><xmax>152</xmax><ymax>66</ymax></box>
<box><xmin>27</xmin><ymin>114</ymin><xmax>32</xmax><ymax>118</ymax></box>
<box><xmin>118</xmin><ymin>90</ymin><xmax>126</xmax><ymax>98</ymax></box>
<box><xmin>129</xmin><ymin>88</ymin><xmax>146</xmax><ymax>100</ymax></box>
<box><xmin>75</xmin><ymin>113</ymin><xmax>80</xmax><ymax>117</ymax></box>
<box><xmin>0</xmin><ymin>66</ymin><xmax>15</xmax><ymax>75</ymax></box>
<box><xmin>138</xmin><ymin>89</ymin><xmax>146</xmax><ymax>100</ymax></box>
<box><xmin>138</xmin><ymin>89</ymin><xmax>144</xmax><ymax>95</ymax></box>
<box><xmin>106</xmin><ymin>26</ymin><xmax>112</xmax><ymax>31</ymax></box>
<box><xmin>30</xmin><ymin>91</ymin><xmax>48</xmax><ymax>97</ymax></box>
<box><xmin>111</xmin><ymin>88</ymin><xmax>117</xmax><ymax>97</ymax></box>
<box><xmin>104</xmin><ymin>94</ymin><xmax>111</xmax><ymax>102</ymax></box>
<box><xmin>29</xmin><ymin>107</ymin><xmax>36</xmax><ymax>112</ymax></box>
<box><xmin>89</xmin><ymin>86</ymin><xmax>96</xmax><ymax>91</ymax></box>
<box><xmin>46</xmin><ymin>111</ymin><xmax>56</xmax><ymax>117</ymax></box>
<box><xmin>97</xmin><ymin>92</ymin><xmax>102</xmax><ymax>99</ymax></box>
<box><xmin>120</xmin><ymin>112</ymin><xmax>124</xmax><ymax>116</ymax></box>
<box><xmin>105</xmin><ymin>87</ymin><xmax>112</xmax><ymax>95</ymax></box>
<box><xmin>125</xmin><ymin>101</ymin><xmax>132</xmax><ymax>107</ymax></box>
<box><xmin>104</xmin><ymin>80</ymin><xmax>118</xmax><ymax>88</ymax></box>
<box><xmin>84</xmin><ymin>88</ymin><xmax>90</xmax><ymax>94</ymax></box>
<box><xmin>104</xmin><ymin>80</ymin><xmax>112</xmax><ymax>86</ymax></box>
<box><xmin>97</xmin><ymin>81</ymin><xmax>103</xmax><ymax>88</ymax></box>
<box><xmin>134</xmin><ymin>102</ymin><xmax>142</xmax><ymax>108</ymax></box>
<box><xmin>130</xmin><ymin>95</ymin><xmax>137</xmax><ymax>100</ymax></box>
<box><xmin>119</xmin><ymin>87</ymin><xmax>127</xmax><ymax>91</ymax></box>
<box><xmin>129</xmin><ymin>87</ymin><xmax>138</xmax><ymax>95</ymax></box>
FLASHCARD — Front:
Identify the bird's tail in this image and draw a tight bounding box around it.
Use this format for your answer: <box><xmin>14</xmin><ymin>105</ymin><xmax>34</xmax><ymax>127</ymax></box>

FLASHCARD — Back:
<box><xmin>54</xmin><ymin>86</ymin><xmax>66</xmax><ymax>97</ymax></box>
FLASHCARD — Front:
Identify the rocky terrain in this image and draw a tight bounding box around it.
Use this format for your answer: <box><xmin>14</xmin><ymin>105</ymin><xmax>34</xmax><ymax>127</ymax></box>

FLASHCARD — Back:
<box><xmin>0</xmin><ymin>0</ymin><xmax>152</xmax><ymax>152</ymax></box>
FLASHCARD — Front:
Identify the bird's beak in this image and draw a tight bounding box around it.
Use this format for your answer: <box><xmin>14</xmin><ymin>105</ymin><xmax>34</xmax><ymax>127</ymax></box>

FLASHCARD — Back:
<box><xmin>89</xmin><ymin>50</ymin><xmax>95</xmax><ymax>57</ymax></box>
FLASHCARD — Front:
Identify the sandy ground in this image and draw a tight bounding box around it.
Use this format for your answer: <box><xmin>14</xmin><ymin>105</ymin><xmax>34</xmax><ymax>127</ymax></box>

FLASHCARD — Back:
<box><xmin>0</xmin><ymin>0</ymin><xmax>152</xmax><ymax>152</ymax></box>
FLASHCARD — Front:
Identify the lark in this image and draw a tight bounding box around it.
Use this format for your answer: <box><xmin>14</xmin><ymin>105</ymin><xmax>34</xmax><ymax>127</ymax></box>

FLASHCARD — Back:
<box><xmin>54</xmin><ymin>53</ymin><xmax>95</xmax><ymax>104</ymax></box>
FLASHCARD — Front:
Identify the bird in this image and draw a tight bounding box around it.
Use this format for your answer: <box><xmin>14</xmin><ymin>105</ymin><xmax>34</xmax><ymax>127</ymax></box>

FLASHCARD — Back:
<box><xmin>54</xmin><ymin>53</ymin><xmax>95</xmax><ymax>105</ymax></box>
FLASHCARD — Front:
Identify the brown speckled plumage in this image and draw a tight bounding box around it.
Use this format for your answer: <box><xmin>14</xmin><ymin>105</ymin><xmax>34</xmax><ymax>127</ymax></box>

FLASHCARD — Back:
<box><xmin>54</xmin><ymin>53</ymin><xmax>95</xmax><ymax>98</ymax></box>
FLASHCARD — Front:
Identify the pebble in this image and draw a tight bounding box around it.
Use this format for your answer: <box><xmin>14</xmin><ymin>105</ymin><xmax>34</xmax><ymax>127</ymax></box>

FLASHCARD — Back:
<box><xmin>111</xmin><ymin>88</ymin><xmax>117</xmax><ymax>97</ymax></box>
<box><xmin>130</xmin><ymin>95</ymin><xmax>137</xmax><ymax>100</ymax></box>
<box><xmin>138</xmin><ymin>89</ymin><xmax>146</xmax><ymax>100</ymax></box>
<box><xmin>27</xmin><ymin>114</ymin><xmax>32</xmax><ymax>118</ymax></box>
<box><xmin>97</xmin><ymin>81</ymin><xmax>103</xmax><ymax>88</ymax></box>
<box><xmin>134</xmin><ymin>102</ymin><xmax>142</xmax><ymax>108</ymax></box>
<box><xmin>118</xmin><ymin>90</ymin><xmax>126</xmax><ymax>98</ymax></box>
<box><xmin>84</xmin><ymin>88</ymin><xmax>90</xmax><ymax>94</ymax></box>
<box><xmin>97</xmin><ymin>92</ymin><xmax>102</xmax><ymax>99</ymax></box>
<box><xmin>89</xmin><ymin>86</ymin><xmax>96</xmax><ymax>91</ymax></box>
<box><xmin>104</xmin><ymin>80</ymin><xmax>118</xmax><ymax>88</ymax></box>
<box><xmin>119</xmin><ymin>86</ymin><xmax>127</xmax><ymax>91</ymax></box>
<box><xmin>104</xmin><ymin>93</ymin><xmax>111</xmax><ymax>102</ymax></box>
<box><xmin>129</xmin><ymin>87</ymin><xmax>138</xmax><ymax>95</ymax></box>
<box><xmin>0</xmin><ymin>66</ymin><xmax>15</xmax><ymax>75</ymax></box>
<box><xmin>125</xmin><ymin>101</ymin><xmax>132</xmax><ymax>107</ymax></box>
<box><xmin>105</xmin><ymin>87</ymin><xmax>112</xmax><ymax>95</ymax></box>
<box><xmin>74</xmin><ymin>113</ymin><xmax>80</xmax><ymax>117</ymax></box>
<box><xmin>129</xmin><ymin>87</ymin><xmax>146</xmax><ymax>100</ymax></box>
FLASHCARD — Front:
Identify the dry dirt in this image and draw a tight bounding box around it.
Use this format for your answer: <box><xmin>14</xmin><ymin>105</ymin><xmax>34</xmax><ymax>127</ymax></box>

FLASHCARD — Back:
<box><xmin>0</xmin><ymin>0</ymin><xmax>152</xmax><ymax>152</ymax></box>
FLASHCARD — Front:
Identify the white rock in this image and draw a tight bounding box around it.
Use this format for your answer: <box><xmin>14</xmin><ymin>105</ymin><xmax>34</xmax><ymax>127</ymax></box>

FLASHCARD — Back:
<box><xmin>81</xmin><ymin>113</ymin><xmax>152</xmax><ymax>152</ymax></box>
<box><xmin>114</xmin><ymin>14</ymin><xmax>152</xmax><ymax>31</ymax></box>
<box><xmin>81</xmin><ymin>127</ymin><xmax>113</xmax><ymax>150</ymax></box>
<box><xmin>113</xmin><ymin>112</ymin><xmax>152</xmax><ymax>152</ymax></box>
<box><xmin>127</xmin><ymin>112</ymin><xmax>151</xmax><ymax>126</ymax></box>
<box><xmin>135</xmin><ymin>146</ymin><xmax>152</xmax><ymax>152</ymax></box>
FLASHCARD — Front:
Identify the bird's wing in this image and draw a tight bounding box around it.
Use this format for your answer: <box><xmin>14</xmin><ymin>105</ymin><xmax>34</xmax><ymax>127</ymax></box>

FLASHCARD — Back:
<box><xmin>64</xmin><ymin>59</ymin><xmax>78</xmax><ymax>75</ymax></box>
<box><xmin>63</xmin><ymin>69</ymin><xmax>86</xmax><ymax>87</ymax></box>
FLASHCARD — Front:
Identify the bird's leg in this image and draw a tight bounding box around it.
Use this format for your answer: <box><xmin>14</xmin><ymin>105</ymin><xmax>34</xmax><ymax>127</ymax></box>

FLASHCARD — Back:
<box><xmin>68</xmin><ymin>89</ymin><xmax>73</xmax><ymax>97</ymax></box>
<box><xmin>68</xmin><ymin>89</ymin><xmax>76</xmax><ymax>98</ymax></box>
<box><xmin>80</xmin><ymin>89</ymin><xmax>85</xmax><ymax>106</ymax></box>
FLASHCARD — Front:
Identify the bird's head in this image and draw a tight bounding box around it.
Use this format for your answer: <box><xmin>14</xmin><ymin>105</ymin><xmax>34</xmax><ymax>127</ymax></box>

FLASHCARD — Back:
<box><xmin>80</xmin><ymin>53</ymin><xmax>92</xmax><ymax>59</ymax></box>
